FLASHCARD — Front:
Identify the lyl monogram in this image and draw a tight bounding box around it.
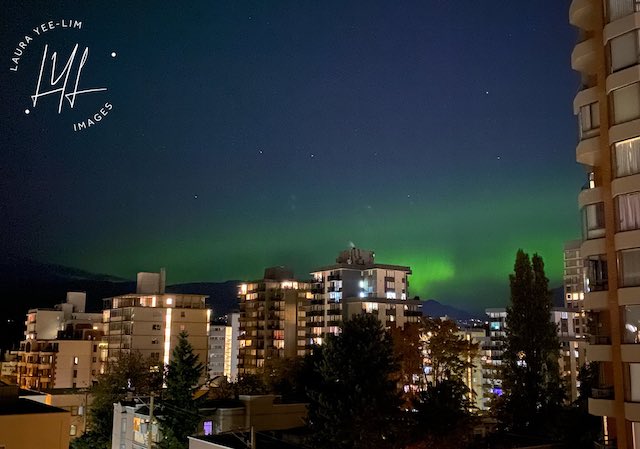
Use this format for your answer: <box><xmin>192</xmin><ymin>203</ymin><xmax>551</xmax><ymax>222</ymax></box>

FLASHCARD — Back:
<box><xmin>31</xmin><ymin>43</ymin><xmax>107</xmax><ymax>114</ymax></box>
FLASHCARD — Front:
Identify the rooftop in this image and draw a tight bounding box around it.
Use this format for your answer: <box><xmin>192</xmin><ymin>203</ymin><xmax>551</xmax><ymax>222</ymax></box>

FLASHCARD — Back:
<box><xmin>0</xmin><ymin>398</ymin><xmax>68</xmax><ymax>416</ymax></box>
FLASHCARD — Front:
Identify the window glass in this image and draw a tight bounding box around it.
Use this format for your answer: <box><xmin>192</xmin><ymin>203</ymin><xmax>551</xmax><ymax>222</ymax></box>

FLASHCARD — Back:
<box><xmin>582</xmin><ymin>202</ymin><xmax>605</xmax><ymax>239</ymax></box>
<box><xmin>611</xmin><ymin>31</ymin><xmax>639</xmax><ymax>71</ymax></box>
<box><xmin>613</xmin><ymin>83</ymin><xmax>640</xmax><ymax>124</ymax></box>
<box><xmin>615</xmin><ymin>136</ymin><xmax>640</xmax><ymax>177</ymax></box>
<box><xmin>618</xmin><ymin>192</ymin><xmax>640</xmax><ymax>231</ymax></box>
<box><xmin>579</xmin><ymin>102</ymin><xmax>599</xmax><ymax>139</ymax></box>
<box><xmin>620</xmin><ymin>248</ymin><xmax>640</xmax><ymax>287</ymax></box>
<box><xmin>608</xmin><ymin>0</ymin><xmax>640</xmax><ymax>22</ymax></box>
<box><xmin>585</xmin><ymin>255</ymin><xmax>608</xmax><ymax>292</ymax></box>
<box><xmin>624</xmin><ymin>306</ymin><xmax>640</xmax><ymax>343</ymax></box>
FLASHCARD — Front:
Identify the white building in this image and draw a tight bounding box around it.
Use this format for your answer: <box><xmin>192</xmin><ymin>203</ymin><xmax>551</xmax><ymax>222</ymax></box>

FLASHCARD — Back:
<box><xmin>306</xmin><ymin>248</ymin><xmax>417</xmax><ymax>344</ymax></box>
<box><xmin>16</xmin><ymin>292</ymin><xmax>103</xmax><ymax>390</ymax></box>
<box><xmin>102</xmin><ymin>271</ymin><xmax>208</xmax><ymax>382</ymax></box>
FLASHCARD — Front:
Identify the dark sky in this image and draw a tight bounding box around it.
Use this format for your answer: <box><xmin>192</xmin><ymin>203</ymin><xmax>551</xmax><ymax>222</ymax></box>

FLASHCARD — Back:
<box><xmin>0</xmin><ymin>1</ymin><xmax>581</xmax><ymax>312</ymax></box>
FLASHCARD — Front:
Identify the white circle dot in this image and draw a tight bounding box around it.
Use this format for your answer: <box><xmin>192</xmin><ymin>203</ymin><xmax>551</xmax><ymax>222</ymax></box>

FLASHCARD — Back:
<box><xmin>111</xmin><ymin>52</ymin><xmax>117</xmax><ymax>58</ymax></box>
<box><xmin>24</xmin><ymin>109</ymin><xmax>30</xmax><ymax>115</ymax></box>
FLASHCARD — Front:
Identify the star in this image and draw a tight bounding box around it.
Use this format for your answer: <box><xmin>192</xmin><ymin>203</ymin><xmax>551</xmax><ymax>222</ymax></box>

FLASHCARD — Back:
<box><xmin>194</xmin><ymin>195</ymin><xmax>198</xmax><ymax>199</ymax></box>
<box><xmin>111</xmin><ymin>52</ymin><xmax>117</xmax><ymax>58</ymax></box>
<box><xmin>310</xmin><ymin>154</ymin><xmax>315</xmax><ymax>158</ymax></box>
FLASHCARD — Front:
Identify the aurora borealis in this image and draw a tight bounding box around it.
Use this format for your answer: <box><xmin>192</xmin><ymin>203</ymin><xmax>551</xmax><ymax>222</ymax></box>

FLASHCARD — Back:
<box><xmin>1</xmin><ymin>1</ymin><xmax>582</xmax><ymax>312</ymax></box>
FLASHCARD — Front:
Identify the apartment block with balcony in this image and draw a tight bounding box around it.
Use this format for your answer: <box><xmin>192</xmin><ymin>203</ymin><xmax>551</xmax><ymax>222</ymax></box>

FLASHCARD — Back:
<box><xmin>571</xmin><ymin>0</ymin><xmax>640</xmax><ymax>446</ymax></box>
<box><xmin>306</xmin><ymin>248</ymin><xmax>417</xmax><ymax>345</ymax></box>
<box><xmin>16</xmin><ymin>292</ymin><xmax>103</xmax><ymax>390</ymax></box>
<box><xmin>237</xmin><ymin>267</ymin><xmax>310</xmax><ymax>375</ymax></box>
<box><xmin>102</xmin><ymin>271</ymin><xmax>208</xmax><ymax>380</ymax></box>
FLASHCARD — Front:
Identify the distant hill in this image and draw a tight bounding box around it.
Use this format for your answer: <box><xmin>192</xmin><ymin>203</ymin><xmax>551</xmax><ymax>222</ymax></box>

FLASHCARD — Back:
<box><xmin>420</xmin><ymin>299</ymin><xmax>482</xmax><ymax>321</ymax></box>
<box><xmin>0</xmin><ymin>258</ymin><xmax>239</xmax><ymax>354</ymax></box>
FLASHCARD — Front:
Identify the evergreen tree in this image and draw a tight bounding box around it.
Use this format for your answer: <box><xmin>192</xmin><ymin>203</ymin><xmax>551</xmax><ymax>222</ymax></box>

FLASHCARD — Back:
<box><xmin>306</xmin><ymin>314</ymin><xmax>401</xmax><ymax>449</ymax></box>
<box><xmin>159</xmin><ymin>331</ymin><xmax>205</xmax><ymax>449</ymax></box>
<box><xmin>498</xmin><ymin>249</ymin><xmax>564</xmax><ymax>435</ymax></box>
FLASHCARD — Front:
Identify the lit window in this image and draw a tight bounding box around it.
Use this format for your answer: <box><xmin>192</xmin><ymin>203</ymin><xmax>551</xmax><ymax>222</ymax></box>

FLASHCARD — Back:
<box><xmin>612</xmin><ymin>82</ymin><xmax>640</xmax><ymax>124</ymax></box>
<box><xmin>70</xmin><ymin>424</ymin><xmax>77</xmax><ymax>436</ymax></box>
<box><xmin>166</xmin><ymin>298</ymin><xmax>173</xmax><ymax>305</ymax></box>
<box><xmin>203</xmin><ymin>421</ymin><xmax>213</xmax><ymax>436</ymax></box>
<box><xmin>73</xmin><ymin>357</ymin><xmax>79</xmax><ymax>365</ymax></box>
<box><xmin>615</xmin><ymin>136</ymin><xmax>640</xmax><ymax>177</ymax></box>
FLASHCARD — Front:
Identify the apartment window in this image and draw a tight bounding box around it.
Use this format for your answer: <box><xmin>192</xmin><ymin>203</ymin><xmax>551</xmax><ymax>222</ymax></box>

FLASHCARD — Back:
<box><xmin>71</xmin><ymin>406</ymin><xmax>79</xmax><ymax>416</ymax></box>
<box><xmin>624</xmin><ymin>306</ymin><xmax>640</xmax><ymax>343</ymax></box>
<box><xmin>579</xmin><ymin>102</ymin><xmax>599</xmax><ymax>139</ymax></box>
<box><xmin>93</xmin><ymin>345</ymin><xmax>97</xmax><ymax>352</ymax></box>
<box><xmin>616</xmin><ymin>142</ymin><xmax>640</xmax><ymax>183</ymax></box>
<box><xmin>73</xmin><ymin>370</ymin><xmax>77</xmax><ymax>378</ymax></box>
<box><xmin>70</xmin><ymin>424</ymin><xmax>77</xmax><ymax>436</ymax></box>
<box><xmin>608</xmin><ymin>0</ymin><xmax>640</xmax><ymax>22</ymax></box>
<box><xmin>612</xmin><ymin>82</ymin><xmax>640</xmax><ymax>124</ymax></box>
<box><xmin>610</xmin><ymin>30</ymin><xmax>640</xmax><ymax>72</ymax></box>
<box><xmin>617</xmin><ymin>192</ymin><xmax>640</xmax><ymax>231</ymax></box>
<box><xmin>152</xmin><ymin>324</ymin><xmax>161</xmax><ymax>330</ymax></box>
<box><xmin>92</xmin><ymin>357</ymin><xmax>97</xmax><ymax>362</ymax></box>
<box><xmin>620</xmin><ymin>248</ymin><xmax>640</xmax><ymax>286</ymax></box>
<box><xmin>73</xmin><ymin>356</ymin><xmax>79</xmax><ymax>365</ymax></box>
<box><xmin>151</xmin><ymin>338</ymin><xmax>159</xmax><ymax>344</ymax></box>
<box><xmin>581</xmin><ymin>202</ymin><xmax>605</xmax><ymax>239</ymax></box>
<box><xmin>181</xmin><ymin>311</ymin><xmax>186</xmax><ymax>318</ymax></box>
<box><xmin>203</xmin><ymin>421</ymin><xmax>213</xmax><ymax>436</ymax></box>
<box><xmin>585</xmin><ymin>255</ymin><xmax>608</xmax><ymax>292</ymax></box>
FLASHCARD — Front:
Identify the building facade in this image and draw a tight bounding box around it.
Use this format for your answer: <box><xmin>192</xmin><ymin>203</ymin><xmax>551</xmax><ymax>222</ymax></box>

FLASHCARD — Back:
<box><xmin>238</xmin><ymin>267</ymin><xmax>310</xmax><ymax>375</ymax></box>
<box><xmin>570</xmin><ymin>0</ymin><xmax>640</xmax><ymax>446</ymax></box>
<box><xmin>102</xmin><ymin>271</ymin><xmax>209</xmax><ymax>380</ymax></box>
<box><xmin>16</xmin><ymin>292</ymin><xmax>103</xmax><ymax>390</ymax></box>
<box><xmin>306</xmin><ymin>248</ymin><xmax>417</xmax><ymax>345</ymax></box>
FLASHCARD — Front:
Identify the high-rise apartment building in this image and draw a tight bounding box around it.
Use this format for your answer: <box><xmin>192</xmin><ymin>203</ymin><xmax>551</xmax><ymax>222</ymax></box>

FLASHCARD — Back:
<box><xmin>16</xmin><ymin>292</ymin><xmax>103</xmax><ymax>390</ymax></box>
<box><xmin>102</xmin><ymin>271</ymin><xmax>208</xmax><ymax>379</ymax></box>
<box><xmin>571</xmin><ymin>1</ymin><xmax>640</xmax><ymax>446</ymax></box>
<box><xmin>237</xmin><ymin>268</ymin><xmax>310</xmax><ymax>375</ymax></box>
<box><xmin>306</xmin><ymin>248</ymin><xmax>419</xmax><ymax>344</ymax></box>
<box><xmin>207</xmin><ymin>313</ymin><xmax>240</xmax><ymax>382</ymax></box>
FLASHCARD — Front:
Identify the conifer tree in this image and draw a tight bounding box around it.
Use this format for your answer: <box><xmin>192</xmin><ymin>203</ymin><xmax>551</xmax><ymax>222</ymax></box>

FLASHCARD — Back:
<box><xmin>498</xmin><ymin>249</ymin><xmax>564</xmax><ymax>435</ymax></box>
<box><xmin>159</xmin><ymin>331</ymin><xmax>204</xmax><ymax>449</ymax></box>
<box><xmin>307</xmin><ymin>313</ymin><xmax>401</xmax><ymax>449</ymax></box>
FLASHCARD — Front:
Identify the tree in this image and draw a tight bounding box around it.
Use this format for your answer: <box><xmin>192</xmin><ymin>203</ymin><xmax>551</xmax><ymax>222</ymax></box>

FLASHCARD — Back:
<box><xmin>497</xmin><ymin>249</ymin><xmax>565</xmax><ymax>435</ymax></box>
<box><xmin>389</xmin><ymin>323</ymin><xmax>423</xmax><ymax>405</ymax></box>
<box><xmin>306</xmin><ymin>314</ymin><xmax>401</xmax><ymax>449</ymax></box>
<box><xmin>158</xmin><ymin>331</ymin><xmax>205</xmax><ymax>449</ymax></box>
<box><xmin>75</xmin><ymin>352</ymin><xmax>162</xmax><ymax>449</ymax></box>
<box><xmin>420</xmin><ymin>317</ymin><xmax>478</xmax><ymax>387</ymax></box>
<box><xmin>409</xmin><ymin>317</ymin><xmax>478</xmax><ymax>449</ymax></box>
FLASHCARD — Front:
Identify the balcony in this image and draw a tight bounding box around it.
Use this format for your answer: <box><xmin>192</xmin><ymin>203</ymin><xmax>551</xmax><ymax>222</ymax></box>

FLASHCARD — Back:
<box><xmin>569</xmin><ymin>0</ymin><xmax>597</xmax><ymax>30</ymax></box>
<box><xmin>587</xmin><ymin>336</ymin><xmax>612</xmax><ymax>361</ymax></box>
<box><xmin>571</xmin><ymin>37</ymin><xmax>598</xmax><ymax>74</ymax></box>
<box><xmin>584</xmin><ymin>290</ymin><xmax>608</xmax><ymax>310</ymax></box>
<box><xmin>588</xmin><ymin>396</ymin><xmax>615</xmax><ymax>417</ymax></box>
<box><xmin>618</xmin><ymin>287</ymin><xmax>640</xmax><ymax>306</ymax></box>
<box><xmin>621</xmin><ymin>344</ymin><xmax>640</xmax><ymax>361</ymax></box>
<box><xmin>576</xmin><ymin>135</ymin><xmax>600</xmax><ymax>167</ymax></box>
<box><xmin>578</xmin><ymin>186</ymin><xmax>603</xmax><ymax>209</ymax></box>
<box><xmin>625</xmin><ymin>401</ymin><xmax>640</xmax><ymax>421</ymax></box>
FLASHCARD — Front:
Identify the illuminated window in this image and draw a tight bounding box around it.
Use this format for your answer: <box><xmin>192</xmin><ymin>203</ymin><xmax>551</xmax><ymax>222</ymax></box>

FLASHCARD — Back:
<box><xmin>615</xmin><ymin>136</ymin><xmax>640</xmax><ymax>177</ymax></box>
<box><xmin>612</xmin><ymin>83</ymin><xmax>640</xmax><ymax>124</ymax></box>
<box><xmin>166</xmin><ymin>298</ymin><xmax>173</xmax><ymax>305</ymax></box>
<box><xmin>70</xmin><ymin>425</ymin><xmax>77</xmax><ymax>436</ymax></box>
<box><xmin>203</xmin><ymin>421</ymin><xmax>213</xmax><ymax>436</ymax></box>
<box><xmin>607</xmin><ymin>0</ymin><xmax>640</xmax><ymax>22</ymax></box>
<box><xmin>73</xmin><ymin>357</ymin><xmax>79</xmax><ymax>365</ymax></box>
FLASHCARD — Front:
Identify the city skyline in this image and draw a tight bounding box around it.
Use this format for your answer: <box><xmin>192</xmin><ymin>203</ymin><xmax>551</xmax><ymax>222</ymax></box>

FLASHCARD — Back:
<box><xmin>0</xmin><ymin>0</ymin><xmax>582</xmax><ymax>311</ymax></box>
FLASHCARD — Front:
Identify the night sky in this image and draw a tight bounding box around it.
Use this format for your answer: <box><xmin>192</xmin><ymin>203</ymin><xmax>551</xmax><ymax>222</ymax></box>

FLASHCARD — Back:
<box><xmin>0</xmin><ymin>1</ymin><xmax>581</xmax><ymax>312</ymax></box>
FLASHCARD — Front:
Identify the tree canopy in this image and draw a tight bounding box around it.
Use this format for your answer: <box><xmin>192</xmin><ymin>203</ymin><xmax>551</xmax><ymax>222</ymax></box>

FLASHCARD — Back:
<box><xmin>497</xmin><ymin>249</ymin><xmax>564</xmax><ymax>435</ymax></box>
<box><xmin>306</xmin><ymin>313</ymin><xmax>401</xmax><ymax>449</ymax></box>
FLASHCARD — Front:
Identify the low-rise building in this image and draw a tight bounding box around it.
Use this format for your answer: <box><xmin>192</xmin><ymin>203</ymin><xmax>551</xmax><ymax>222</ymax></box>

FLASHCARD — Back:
<box><xmin>0</xmin><ymin>380</ymin><xmax>71</xmax><ymax>449</ymax></box>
